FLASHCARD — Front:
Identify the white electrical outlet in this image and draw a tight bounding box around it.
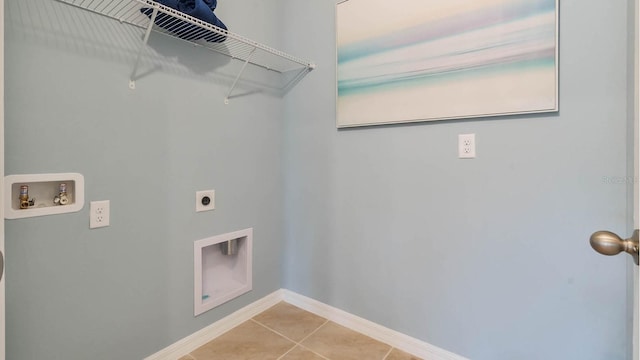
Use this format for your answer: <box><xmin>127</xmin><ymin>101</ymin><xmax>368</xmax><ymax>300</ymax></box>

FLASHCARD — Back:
<box><xmin>90</xmin><ymin>200</ymin><xmax>110</xmax><ymax>229</ymax></box>
<box><xmin>458</xmin><ymin>133</ymin><xmax>476</xmax><ymax>159</ymax></box>
<box><xmin>196</xmin><ymin>190</ymin><xmax>215</xmax><ymax>212</ymax></box>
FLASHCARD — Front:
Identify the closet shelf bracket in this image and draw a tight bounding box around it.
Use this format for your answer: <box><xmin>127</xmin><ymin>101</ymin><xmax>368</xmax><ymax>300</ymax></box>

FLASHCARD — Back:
<box><xmin>225</xmin><ymin>47</ymin><xmax>256</xmax><ymax>104</ymax></box>
<box><xmin>129</xmin><ymin>7</ymin><xmax>158</xmax><ymax>90</ymax></box>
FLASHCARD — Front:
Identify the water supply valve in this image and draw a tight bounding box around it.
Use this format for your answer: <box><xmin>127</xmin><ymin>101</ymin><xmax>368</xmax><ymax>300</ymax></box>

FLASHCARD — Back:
<box><xmin>19</xmin><ymin>185</ymin><xmax>35</xmax><ymax>209</ymax></box>
<box><xmin>53</xmin><ymin>183</ymin><xmax>69</xmax><ymax>206</ymax></box>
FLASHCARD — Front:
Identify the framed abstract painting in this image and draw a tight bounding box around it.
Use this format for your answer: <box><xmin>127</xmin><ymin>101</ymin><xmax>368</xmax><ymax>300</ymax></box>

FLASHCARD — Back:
<box><xmin>336</xmin><ymin>0</ymin><xmax>558</xmax><ymax>128</ymax></box>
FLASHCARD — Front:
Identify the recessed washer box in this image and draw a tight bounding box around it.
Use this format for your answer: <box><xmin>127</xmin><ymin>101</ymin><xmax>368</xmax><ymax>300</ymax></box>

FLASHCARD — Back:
<box><xmin>194</xmin><ymin>228</ymin><xmax>253</xmax><ymax>316</ymax></box>
<box><xmin>4</xmin><ymin>173</ymin><xmax>84</xmax><ymax>219</ymax></box>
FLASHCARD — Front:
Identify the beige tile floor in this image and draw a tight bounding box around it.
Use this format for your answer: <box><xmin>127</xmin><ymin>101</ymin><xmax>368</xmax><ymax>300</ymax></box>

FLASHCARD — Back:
<box><xmin>179</xmin><ymin>302</ymin><xmax>422</xmax><ymax>360</ymax></box>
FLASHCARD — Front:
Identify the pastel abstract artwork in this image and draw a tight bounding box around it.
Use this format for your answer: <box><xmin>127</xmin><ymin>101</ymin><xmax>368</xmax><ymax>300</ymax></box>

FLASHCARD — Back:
<box><xmin>336</xmin><ymin>0</ymin><xmax>558</xmax><ymax>127</ymax></box>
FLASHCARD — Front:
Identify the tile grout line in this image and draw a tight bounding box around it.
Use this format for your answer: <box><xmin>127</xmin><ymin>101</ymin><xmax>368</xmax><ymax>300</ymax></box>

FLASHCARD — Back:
<box><xmin>275</xmin><ymin>345</ymin><xmax>300</xmax><ymax>360</ymax></box>
<box><xmin>252</xmin><ymin>317</ymin><xmax>332</xmax><ymax>360</ymax></box>
<box><xmin>381</xmin><ymin>346</ymin><xmax>394</xmax><ymax>360</ymax></box>
<box><xmin>250</xmin><ymin>318</ymin><xmax>300</xmax><ymax>345</ymax></box>
<box><xmin>297</xmin><ymin>318</ymin><xmax>330</xmax><ymax>344</ymax></box>
<box><xmin>293</xmin><ymin>319</ymin><xmax>332</xmax><ymax>360</ymax></box>
<box><xmin>249</xmin><ymin>319</ymin><xmax>300</xmax><ymax>360</ymax></box>
<box><xmin>295</xmin><ymin>343</ymin><xmax>331</xmax><ymax>360</ymax></box>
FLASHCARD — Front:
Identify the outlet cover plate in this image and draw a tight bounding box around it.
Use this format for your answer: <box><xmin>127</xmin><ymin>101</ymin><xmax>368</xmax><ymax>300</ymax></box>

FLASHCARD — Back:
<box><xmin>458</xmin><ymin>133</ymin><xmax>476</xmax><ymax>159</ymax></box>
<box><xmin>90</xmin><ymin>200</ymin><xmax>110</xmax><ymax>229</ymax></box>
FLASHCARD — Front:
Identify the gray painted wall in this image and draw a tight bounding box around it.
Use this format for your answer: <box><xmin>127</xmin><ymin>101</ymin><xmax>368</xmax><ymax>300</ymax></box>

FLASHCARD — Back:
<box><xmin>5</xmin><ymin>0</ymin><xmax>286</xmax><ymax>358</ymax></box>
<box><xmin>282</xmin><ymin>1</ymin><xmax>632</xmax><ymax>359</ymax></box>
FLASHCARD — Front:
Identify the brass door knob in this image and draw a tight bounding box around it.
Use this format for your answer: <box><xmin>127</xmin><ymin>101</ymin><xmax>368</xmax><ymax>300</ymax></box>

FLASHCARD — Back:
<box><xmin>590</xmin><ymin>230</ymin><xmax>639</xmax><ymax>265</ymax></box>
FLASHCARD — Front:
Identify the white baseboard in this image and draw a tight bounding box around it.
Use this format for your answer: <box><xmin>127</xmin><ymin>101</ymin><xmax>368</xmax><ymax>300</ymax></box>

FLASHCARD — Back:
<box><xmin>144</xmin><ymin>290</ymin><xmax>285</xmax><ymax>360</ymax></box>
<box><xmin>144</xmin><ymin>289</ymin><xmax>469</xmax><ymax>360</ymax></box>
<box><xmin>281</xmin><ymin>290</ymin><xmax>469</xmax><ymax>360</ymax></box>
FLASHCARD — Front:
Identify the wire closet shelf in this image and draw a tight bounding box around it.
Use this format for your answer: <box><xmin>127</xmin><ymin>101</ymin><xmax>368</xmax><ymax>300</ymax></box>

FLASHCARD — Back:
<box><xmin>57</xmin><ymin>0</ymin><xmax>316</xmax><ymax>103</ymax></box>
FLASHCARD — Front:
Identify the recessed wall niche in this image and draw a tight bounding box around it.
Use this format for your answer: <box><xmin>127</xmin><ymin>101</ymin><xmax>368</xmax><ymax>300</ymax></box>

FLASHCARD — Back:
<box><xmin>194</xmin><ymin>228</ymin><xmax>253</xmax><ymax>316</ymax></box>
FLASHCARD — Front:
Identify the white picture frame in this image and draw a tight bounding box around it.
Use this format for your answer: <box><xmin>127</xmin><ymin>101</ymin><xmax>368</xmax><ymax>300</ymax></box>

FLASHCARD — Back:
<box><xmin>336</xmin><ymin>0</ymin><xmax>559</xmax><ymax>128</ymax></box>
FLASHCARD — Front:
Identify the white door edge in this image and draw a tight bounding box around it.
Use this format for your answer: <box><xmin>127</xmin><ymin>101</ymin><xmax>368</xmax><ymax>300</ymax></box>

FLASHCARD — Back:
<box><xmin>634</xmin><ymin>1</ymin><xmax>639</xmax><ymax>359</ymax></box>
<box><xmin>0</xmin><ymin>0</ymin><xmax>6</xmax><ymax>357</ymax></box>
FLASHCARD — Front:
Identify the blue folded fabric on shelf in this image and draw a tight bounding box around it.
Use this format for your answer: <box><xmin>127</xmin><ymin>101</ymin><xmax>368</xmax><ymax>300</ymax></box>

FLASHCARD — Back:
<box><xmin>203</xmin><ymin>0</ymin><xmax>216</xmax><ymax>11</ymax></box>
<box><xmin>177</xmin><ymin>0</ymin><xmax>227</xmax><ymax>42</ymax></box>
<box><xmin>140</xmin><ymin>0</ymin><xmax>227</xmax><ymax>43</ymax></box>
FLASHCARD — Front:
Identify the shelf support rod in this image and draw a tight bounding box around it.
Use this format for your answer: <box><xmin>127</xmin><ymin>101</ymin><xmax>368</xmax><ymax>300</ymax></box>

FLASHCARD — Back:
<box><xmin>224</xmin><ymin>47</ymin><xmax>257</xmax><ymax>104</ymax></box>
<box><xmin>129</xmin><ymin>7</ymin><xmax>159</xmax><ymax>90</ymax></box>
